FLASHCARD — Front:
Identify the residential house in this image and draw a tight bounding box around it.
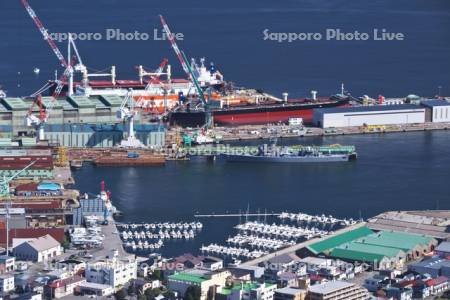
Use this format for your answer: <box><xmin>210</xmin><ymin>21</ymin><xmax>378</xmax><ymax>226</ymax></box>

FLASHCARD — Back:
<box><xmin>44</xmin><ymin>276</ymin><xmax>86</xmax><ymax>299</ymax></box>
<box><xmin>0</xmin><ymin>274</ymin><xmax>14</xmax><ymax>294</ymax></box>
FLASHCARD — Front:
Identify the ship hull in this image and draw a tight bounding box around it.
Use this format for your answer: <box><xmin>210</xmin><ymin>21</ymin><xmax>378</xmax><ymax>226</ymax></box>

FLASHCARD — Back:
<box><xmin>219</xmin><ymin>154</ymin><xmax>350</xmax><ymax>163</ymax></box>
<box><xmin>169</xmin><ymin>99</ymin><xmax>349</xmax><ymax>127</ymax></box>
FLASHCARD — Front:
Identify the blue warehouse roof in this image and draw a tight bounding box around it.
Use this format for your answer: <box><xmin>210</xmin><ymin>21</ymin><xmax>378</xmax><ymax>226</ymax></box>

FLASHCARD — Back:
<box><xmin>315</xmin><ymin>104</ymin><xmax>424</xmax><ymax>115</ymax></box>
<box><xmin>421</xmin><ymin>100</ymin><xmax>450</xmax><ymax>107</ymax></box>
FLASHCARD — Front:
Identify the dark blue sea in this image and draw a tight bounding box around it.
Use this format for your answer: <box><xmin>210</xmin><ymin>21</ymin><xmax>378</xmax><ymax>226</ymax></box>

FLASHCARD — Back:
<box><xmin>1</xmin><ymin>0</ymin><xmax>450</xmax><ymax>257</ymax></box>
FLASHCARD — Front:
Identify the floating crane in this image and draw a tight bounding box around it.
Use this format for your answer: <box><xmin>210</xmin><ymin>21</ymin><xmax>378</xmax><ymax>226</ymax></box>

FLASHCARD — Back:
<box><xmin>116</xmin><ymin>89</ymin><xmax>145</xmax><ymax>148</ymax></box>
<box><xmin>159</xmin><ymin>15</ymin><xmax>213</xmax><ymax>128</ymax></box>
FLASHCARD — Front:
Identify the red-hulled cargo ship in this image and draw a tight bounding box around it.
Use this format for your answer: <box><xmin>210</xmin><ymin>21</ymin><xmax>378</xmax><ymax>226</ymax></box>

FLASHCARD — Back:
<box><xmin>169</xmin><ymin>96</ymin><xmax>351</xmax><ymax>127</ymax></box>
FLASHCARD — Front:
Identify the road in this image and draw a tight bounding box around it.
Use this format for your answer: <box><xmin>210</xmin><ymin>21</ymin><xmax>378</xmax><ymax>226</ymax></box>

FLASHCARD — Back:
<box><xmin>241</xmin><ymin>222</ymin><xmax>367</xmax><ymax>266</ymax></box>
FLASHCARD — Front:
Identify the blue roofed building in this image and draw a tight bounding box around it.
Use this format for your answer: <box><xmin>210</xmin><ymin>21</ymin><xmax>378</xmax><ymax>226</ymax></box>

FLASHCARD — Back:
<box><xmin>421</xmin><ymin>99</ymin><xmax>450</xmax><ymax>122</ymax></box>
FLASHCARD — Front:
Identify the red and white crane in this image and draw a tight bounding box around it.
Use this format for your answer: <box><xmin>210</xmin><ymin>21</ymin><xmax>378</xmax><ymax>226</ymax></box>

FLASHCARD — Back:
<box><xmin>159</xmin><ymin>15</ymin><xmax>192</xmax><ymax>80</ymax></box>
<box><xmin>137</xmin><ymin>58</ymin><xmax>170</xmax><ymax>84</ymax></box>
<box><xmin>21</xmin><ymin>0</ymin><xmax>71</xmax><ymax>98</ymax></box>
<box><xmin>25</xmin><ymin>95</ymin><xmax>49</xmax><ymax>141</ymax></box>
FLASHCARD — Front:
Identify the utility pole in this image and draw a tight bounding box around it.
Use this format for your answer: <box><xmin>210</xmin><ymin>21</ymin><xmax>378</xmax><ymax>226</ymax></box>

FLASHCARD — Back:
<box><xmin>5</xmin><ymin>200</ymin><xmax>11</xmax><ymax>255</ymax></box>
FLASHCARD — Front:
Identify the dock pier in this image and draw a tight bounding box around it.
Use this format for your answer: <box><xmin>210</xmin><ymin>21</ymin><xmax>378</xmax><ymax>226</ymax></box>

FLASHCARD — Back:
<box><xmin>194</xmin><ymin>213</ymin><xmax>281</xmax><ymax>218</ymax></box>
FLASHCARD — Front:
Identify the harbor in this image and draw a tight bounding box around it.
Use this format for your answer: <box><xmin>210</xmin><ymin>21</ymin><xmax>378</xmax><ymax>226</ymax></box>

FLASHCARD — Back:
<box><xmin>0</xmin><ymin>0</ymin><xmax>449</xmax><ymax>299</ymax></box>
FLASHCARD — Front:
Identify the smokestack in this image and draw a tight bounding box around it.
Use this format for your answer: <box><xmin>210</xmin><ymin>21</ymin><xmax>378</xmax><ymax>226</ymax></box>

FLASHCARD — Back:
<box><xmin>378</xmin><ymin>95</ymin><xmax>385</xmax><ymax>105</ymax></box>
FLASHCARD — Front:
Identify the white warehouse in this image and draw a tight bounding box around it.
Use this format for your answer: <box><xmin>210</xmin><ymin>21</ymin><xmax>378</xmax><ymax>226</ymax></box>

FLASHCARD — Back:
<box><xmin>421</xmin><ymin>100</ymin><xmax>450</xmax><ymax>123</ymax></box>
<box><xmin>313</xmin><ymin>104</ymin><xmax>425</xmax><ymax>128</ymax></box>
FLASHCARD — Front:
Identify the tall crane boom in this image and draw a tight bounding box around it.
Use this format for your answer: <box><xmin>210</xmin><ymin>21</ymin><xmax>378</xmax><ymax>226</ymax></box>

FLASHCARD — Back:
<box><xmin>21</xmin><ymin>0</ymin><xmax>68</xmax><ymax>68</ymax></box>
<box><xmin>159</xmin><ymin>15</ymin><xmax>191</xmax><ymax>80</ymax></box>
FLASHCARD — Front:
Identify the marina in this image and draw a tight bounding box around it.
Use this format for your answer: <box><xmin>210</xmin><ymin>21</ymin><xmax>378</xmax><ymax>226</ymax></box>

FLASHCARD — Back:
<box><xmin>116</xmin><ymin>222</ymin><xmax>203</xmax><ymax>254</ymax></box>
<box><xmin>199</xmin><ymin>213</ymin><xmax>358</xmax><ymax>263</ymax></box>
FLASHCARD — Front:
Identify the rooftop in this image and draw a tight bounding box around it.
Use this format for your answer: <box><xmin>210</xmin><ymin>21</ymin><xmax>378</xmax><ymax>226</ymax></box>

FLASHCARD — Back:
<box><xmin>436</xmin><ymin>242</ymin><xmax>450</xmax><ymax>253</ymax></box>
<box><xmin>353</xmin><ymin>231</ymin><xmax>434</xmax><ymax>252</ymax></box>
<box><xmin>16</xmin><ymin>234</ymin><xmax>60</xmax><ymax>251</ymax></box>
<box><xmin>307</xmin><ymin>226</ymin><xmax>374</xmax><ymax>254</ymax></box>
<box><xmin>308</xmin><ymin>281</ymin><xmax>355</xmax><ymax>295</ymax></box>
<box><xmin>421</xmin><ymin>100</ymin><xmax>450</xmax><ymax>107</ymax></box>
<box><xmin>168</xmin><ymin>272</ymin><xmax>208</xmax><ymax>284</ymax></box>
<box><xmin>315</xmin><ymin>104</ymin><xmax>424</xmax><ymax>115</ymax></box>
<box><xmin>219</xmin><ymin>282</ymin><xmax>273</xmax><ymax>295</ymax></box>
<box><xmin>67</xmin><ymin>95</ymin><xmax>96</xmax><ymax>108</ymax></box>
<box><xmin>275</xmin><ymin>287</ymin><xmax>306</xmax><ymax>296</ymax></box>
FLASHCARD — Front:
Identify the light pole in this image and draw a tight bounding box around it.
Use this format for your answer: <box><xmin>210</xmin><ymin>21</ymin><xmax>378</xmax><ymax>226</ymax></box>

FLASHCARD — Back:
<box><xmin>438</xmin><ymin>86</ymin><xmax>442</xmax><ymax>98</ymax></box>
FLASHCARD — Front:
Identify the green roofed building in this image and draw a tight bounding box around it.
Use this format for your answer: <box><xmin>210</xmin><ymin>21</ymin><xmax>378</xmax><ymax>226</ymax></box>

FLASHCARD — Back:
<box><xmin>305</xmin><ymin>226</ymin><xmax>437</xmax><ymax>270</ymax></box>
<box><xmin>168</xmin><ymin>270</ymin><xmax>231</xmax><ymax>300</ymax></box>
<box><xmin>306</xmin><ymin>226</ymin><xmax>374</xmax><ymax>255</ymax></box>
<box><xmin>330</xmin><ymin>242</ymin><xmax>407</xmax><ymax>269</ymax></box>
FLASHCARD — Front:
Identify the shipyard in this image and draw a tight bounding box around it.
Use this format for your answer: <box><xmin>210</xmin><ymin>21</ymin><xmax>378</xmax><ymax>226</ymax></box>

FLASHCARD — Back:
<box><xmin>1</xmin><ymin>0</ymin><xmax>450</xmax><ymax>300</ymax></box>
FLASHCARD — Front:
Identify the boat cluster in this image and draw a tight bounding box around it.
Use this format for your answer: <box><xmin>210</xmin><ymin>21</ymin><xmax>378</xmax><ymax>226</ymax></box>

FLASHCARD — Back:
<box><xmin>235</xmin><ymin>221</ymin><xmax>328</xmax><ymax>240</ymax></box>
<box><xmin>278</xmin><ymin>212</ymin><xmax>357</xmax><ymax>227</ymax></box>
<box><xmin>117</xmin><ymin>221</ymin><xmax>203</xmax><ymax>253</ymax></box>
<box><xmin>118</xmin><ymin>222</ymin><xmax>203</xmax><ymax>231</ymax></box>
<box><xmin>200</xmin><ymin>244</ymin><xmax>268</xmax><ymax>259</ymax></box>
<box><xmin>227</xmin><ymin>234</ymin><xmax>296</xmax><ymax>251</ymax></box>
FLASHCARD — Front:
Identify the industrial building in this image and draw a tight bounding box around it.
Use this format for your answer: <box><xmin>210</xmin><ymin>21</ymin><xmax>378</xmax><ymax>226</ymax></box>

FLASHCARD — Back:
<box><xmin>367</xmin><ymin>210</ymin><xmax>450</xmax><ymax>240</ymax></box>
<box><xmin>305</xmin><ymin>226</ymin><xmax>437</xmax><ymax>270</ymax></box>
<box><xmin>0</xmin><ymin>95</ymin><xmax>165</xmax><ymax>148</ymax></box>
<box><xmin>408</xmin><ymin>257</ymin><xmax>450</xmax><ymax>278</ymax></box>
<box><xmin>421</xmin><ymin>100</ymin><xmax>450</xmax><ymax>123</ymax></box>
<box><xmin>313</xmin><ymin>105</ymin><xmax>426</xmax><ymax>128</ymax></box>
<box><xmin>12</xmin><ymin>234</ymin><xmax>62</xmax><ymax>262</ymax></box>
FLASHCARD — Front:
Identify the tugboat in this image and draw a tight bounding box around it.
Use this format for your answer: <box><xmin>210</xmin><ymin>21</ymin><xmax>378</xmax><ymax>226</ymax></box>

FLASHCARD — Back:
<box><xmin>219</xmin><ymin>144</ymin><xmax>356</xmax><ymax>163</ymax></box>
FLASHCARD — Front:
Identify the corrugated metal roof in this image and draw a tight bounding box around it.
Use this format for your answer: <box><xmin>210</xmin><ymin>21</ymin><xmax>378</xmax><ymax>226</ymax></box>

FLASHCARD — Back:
<box><xmin>307</xmin><ymin>226</ymin><xmax>374</xmax><ymax>254</ymax></box>
<box><xmin>335</xmin><ymin>241</ymin><xmax>404</xmax><ymax>257</ymax></box>
<box><xmin>100</xmin><ymin>95</ymin><xmax>124</xmax><ymax>107</ymax></box>
<box><xmin>421</xmin><ymin>100</ymin><xmax>450</xmax><ymax>107</ymax></box>
<box><xmin>67</xmin><ymin>96</ymin><xmax>95</xmax><ymax>108</ymax></box>
<box><xmin>330</xmin><ymin>248</ymin><xmax>387</xmax><ymax>263</ymax></box>
<box><xmin>2</xmin><ymin>98</ymin><xmax>29</xmax><ymax>110</ymax></box>
<box><xmin>354</xmin><ymin>231</ymin><xmax>434</xmax><ymax>252</ymax></box>
<box><xmin>315</xmin><ymin>104</ymin><xmax>424</xmax><ymax>115</ymax></box>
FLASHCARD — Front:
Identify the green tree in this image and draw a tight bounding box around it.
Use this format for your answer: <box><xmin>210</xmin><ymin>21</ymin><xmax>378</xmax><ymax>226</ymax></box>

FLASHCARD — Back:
<box><xmin>149</xmin><ymin>269</ymin><xmax>162</xmax><ymax>280</ymax></box>
<box><xmin>144</xmin><ymin>287</ymin><xmax>162</xmax><ymax>300</ymax></box>
<box><xmin>184</xmin><ymin>285</ymin><xmax>201</xmax><ymax>300</ymax></box>
<box><xmin>114</xmin><ymin>289</ymin><xmax>127</xmax><ymax>300</ymax></box>
<box><xmin>162</xmin><ymin>290</ymin><xmax>175</xmax><ymax>299</ymax></box>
